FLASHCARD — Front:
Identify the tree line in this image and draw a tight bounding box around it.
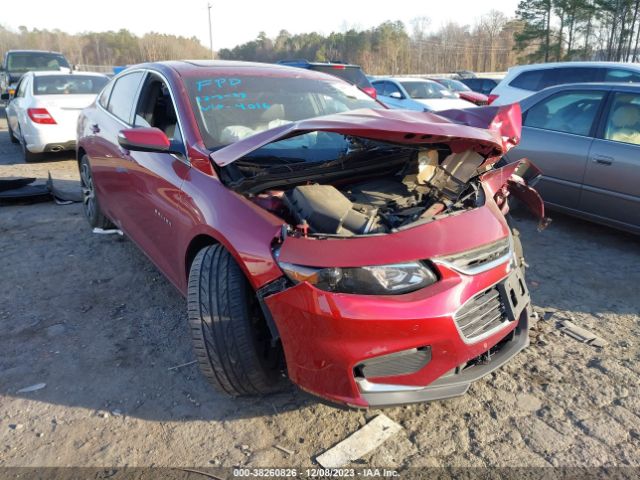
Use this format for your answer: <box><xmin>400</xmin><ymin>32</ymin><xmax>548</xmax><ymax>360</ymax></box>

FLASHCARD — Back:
<box><xmin>515</xmin><ymin>0</ymin><xmax>640</xmax><ymax>63</ymax></box>
<box><xmin>0</xmin><ymin>25</ymin><xmax>211</xmax><ymax>67</ymax></box>
<box><xmin>2</xmin><ymin>2</ymin><xmax>640</xmax><ymax>75</ymax></box>
<box><xmin>219</xmin><ymin>12</ymin><xmax>521</xmax><ymax>74</ymax></box>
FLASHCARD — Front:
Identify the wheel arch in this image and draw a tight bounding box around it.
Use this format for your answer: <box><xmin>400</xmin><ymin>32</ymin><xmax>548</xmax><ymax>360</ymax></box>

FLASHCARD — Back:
<box><xmin>77</xmin><ymin>146</ymin><xmax>87</xmax><ymax>169</ymax></box>
<box><xmin>184</xmin><ymin>233</ymin><xmax>219</xmax><ymax>283</ymax></box>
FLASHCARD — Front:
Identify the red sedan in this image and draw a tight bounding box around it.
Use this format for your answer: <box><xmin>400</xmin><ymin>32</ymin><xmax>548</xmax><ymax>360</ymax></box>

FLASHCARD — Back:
<box><xmin>77</xmin><ymin>61</ymin><xmax>545</xmax><ymax>407</ymax></box>
<box><xmin>430</xmin><ymin>77</ymin><xmax>490</xmax><ymax>105</ymax></box>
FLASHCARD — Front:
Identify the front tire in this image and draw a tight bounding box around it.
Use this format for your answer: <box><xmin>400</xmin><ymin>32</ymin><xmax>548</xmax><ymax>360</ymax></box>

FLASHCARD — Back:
<box><xmin>188</xmin><ymin>244</ymin><xmax>287</xmax><ymax>396</ymax></box>
<box><xmin>80</xmin><ymin>155</ymin><xmax>114</xmax><ymax>229</ymax></box>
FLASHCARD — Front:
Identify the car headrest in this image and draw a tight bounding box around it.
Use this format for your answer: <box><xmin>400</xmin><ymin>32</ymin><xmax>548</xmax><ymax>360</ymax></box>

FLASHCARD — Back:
<box><xmin>260</xmin><ymin>104</ymin><xmax>285</xmax><ymax>122</ymax></box>
<box><xmin>610</xmin><ymin>104</ymin><xmax>640</xmax><ymax>128</ymax></box>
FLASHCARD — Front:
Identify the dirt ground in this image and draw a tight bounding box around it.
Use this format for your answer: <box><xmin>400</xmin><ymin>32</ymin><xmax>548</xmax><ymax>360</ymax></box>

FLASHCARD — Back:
<box><xmin>1</xmin><ymin>107</ymin><xmax>639</xmax><ymax>470</ymax></box>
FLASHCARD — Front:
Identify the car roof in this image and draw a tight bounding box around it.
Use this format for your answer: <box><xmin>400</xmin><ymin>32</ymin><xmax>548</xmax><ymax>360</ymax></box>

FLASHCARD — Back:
<box><xmin>508</xmin><ymin>61</ymin><xmax>640</xmax><ymax>73</ymax></box>
<box><xmin>277</xmin><ymin>59</ymin><xmax>361</xmax><ymax>68</ymax></box>
<box><xmin>539</xmin><ymin>81</ymin><xmax>640</xmax><ymax>91</ymax></box>
<box><xmin>6</xmin><ymin>49</ymin><xmax>65</xmax><ymax>55</ymax></box>
<box><xmin>29</xmin><ymin>71</ymin><xmax>107</xmax><ymax>77</ymax></box>
<box><xmin>130</xmin><ymin>60</ymin><xmax>348</xmax><ymax>82</ymax></box>
<box><xmin>374</xmin><ymin>77</ymin><xmax>436</xmax><ymax>83</ymax></box>
<box><xmin>520</xmin><ymin>81</ymin><xmax>640</xmax><ymax>110</ymax></box>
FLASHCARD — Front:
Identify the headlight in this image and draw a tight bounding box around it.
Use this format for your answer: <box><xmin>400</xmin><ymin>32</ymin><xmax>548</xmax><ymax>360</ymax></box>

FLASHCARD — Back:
<box><xmin>278</xmin><ymin>261</ymin><xmax>438</xmax><ymax>295</ymax></box>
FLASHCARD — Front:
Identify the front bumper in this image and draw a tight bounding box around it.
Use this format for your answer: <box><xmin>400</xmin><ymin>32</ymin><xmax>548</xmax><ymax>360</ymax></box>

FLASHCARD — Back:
<box><xmin>359</xmin><ymin>310</ymin><xmax>529</xmax><ymax>407</ymax></box>
<box><xmin>265</xmin><ymin>259</ymin><xmax>531</xmax><ymax>408</ymax></box>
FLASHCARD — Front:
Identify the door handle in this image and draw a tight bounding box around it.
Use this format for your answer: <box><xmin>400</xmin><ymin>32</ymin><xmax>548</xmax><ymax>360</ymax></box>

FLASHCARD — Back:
<box><xmin>592</xmin><ymin>155</ymin><xmax>613</xmax><ymax>166</ymax></box>
<box><xmin>91</xmin><ymin>123</ymin><xmax>100</xmax><ymax>134</ymax></box>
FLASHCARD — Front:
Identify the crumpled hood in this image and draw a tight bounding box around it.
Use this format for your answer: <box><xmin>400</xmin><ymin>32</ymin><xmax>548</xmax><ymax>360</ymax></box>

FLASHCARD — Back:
<box><xmin>210</xmin><ymin>104</ymin><xmax>521</xmax><ymax>167</ymax></box>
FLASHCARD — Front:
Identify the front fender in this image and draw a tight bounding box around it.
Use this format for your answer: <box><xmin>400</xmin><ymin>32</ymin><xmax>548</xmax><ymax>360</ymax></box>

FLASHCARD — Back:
<box><xmin>480</xmin><ymin>158</ymin><xmax>551</xmax><ymax>230</ymax></box>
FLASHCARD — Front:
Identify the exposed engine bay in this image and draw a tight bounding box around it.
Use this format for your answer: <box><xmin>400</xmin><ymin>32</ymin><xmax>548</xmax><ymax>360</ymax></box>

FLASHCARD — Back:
<box><xmin>245</xmin><ymin>144</ymin><xmax>489</xmax><ymax>237</ymax></box>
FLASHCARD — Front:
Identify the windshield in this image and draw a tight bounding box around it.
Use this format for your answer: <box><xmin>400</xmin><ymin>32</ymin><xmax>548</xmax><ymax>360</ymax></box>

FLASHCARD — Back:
<box><xmin>7</xmin><ymin>52</ymin><xmax>70</xmax><ymax>73</ymax></box>
<box><xmin>439</xmin><ymin>78</ymin><xmax>471</xmax><ymax>92</ymax></box>
<box><xmin>400</xmin><ymin>81</ymin><xmax>454</xmax><ymax>99</ymax></box>
<box><xmin>34</xmin><ymin>75</ymin><xmax>108</xmax><ymax>95</ymax></box>
<box><xmin>186</xmin><ymin>74</ymin><xmax>382</xmax><ymax>149</ymax></box>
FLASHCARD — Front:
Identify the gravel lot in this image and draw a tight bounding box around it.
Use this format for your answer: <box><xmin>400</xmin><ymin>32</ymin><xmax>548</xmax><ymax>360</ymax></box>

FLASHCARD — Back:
<box><xmin>0</xmin><ymin>107</ymin><xmax>639</xmax><ymax>469</ymax></box>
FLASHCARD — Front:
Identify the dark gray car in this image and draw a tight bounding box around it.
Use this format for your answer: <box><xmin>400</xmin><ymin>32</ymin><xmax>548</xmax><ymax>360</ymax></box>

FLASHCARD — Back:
<box><xmin>504</xmin><ymin>83</ymin><xmax>640</xmax><ymax>234</ymax></box>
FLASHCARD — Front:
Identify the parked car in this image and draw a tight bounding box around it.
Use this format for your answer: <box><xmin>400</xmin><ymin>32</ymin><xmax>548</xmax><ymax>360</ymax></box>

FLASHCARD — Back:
<box><xmin>1</xmin><ymin>50</ymin><xmax>71</xmax><ymax>100</ymax></box>
<box><xmin>455</xmin><ymin>70</ymin><xmax>476</xmax><ymax>79</ymax></box>
<box><xmin>490</xmin><ymin>61</ymin><xmax>640</xmax><ymax>106</ymax></box>
<box><xmin>503</xmin><ymin>82</ymin><xmax>640</xmax><ymax>234</ymax></box>
<box><xmin>3</xmin><ymin>71</ymin><xmax>108</xmax><ymax>161</ymax></box>
<box><xmin>276</xmin><ymin>59</ymin><xmax>377</xmax><ymax>99</ymax></box>
<box><xmin>77</xmin><ymin>60</ymin><xmax>542</xmax><ymax>408</ymax></box>
<box><xmin>459</xmin><ymin>77</ymin><xmax>499</xmax><ymax>95</ymax></box>
<box><xmin>430</xmin><ymin>77</ymin><xmax>489</xmax><ymax>105</ymax></box>
<box><xmin>372</xmin><ymin>77</ymin><xmax>475</xmax><ymax>111</ymax></box>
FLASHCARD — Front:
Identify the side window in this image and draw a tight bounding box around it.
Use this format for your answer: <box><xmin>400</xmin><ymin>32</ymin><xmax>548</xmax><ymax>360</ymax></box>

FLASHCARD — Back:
<box><xmin>98</xmin><ymin>80</ymin><xmax>115</xmax><ymax>109</ymax></box>
<box><xmin>15</xmin><ymin>77</ymin><xmax>28</xmax><ymax>97</ymax></box>
<box><xmin>385</xmin><ymin>82</ymin><xmax>402</xmax><ymax>97</ymax></box>
<box><xmin>107</xmin><ymin>71</ymin><xmax>144</xmax><ymax>123</ymax></box>
<box><xmin>604</xmin><ymin>69</ymin><xmax>640</xmax><ymax>83</ymax></box>
<box><xmin>603</xmin><ymin>92</ymin><xmax>640</xmax><ymax>145</ymax></box>
<box><xmin>509</xmin><ymin>70</ymin><xmax>544</xmax><ymax>91</ymax></box>
<box><xmin>134</xmin><ymin>73</ymin><xmax>182</xmax><ymax>143</ymax></box>
<box><xmin>524</xmin><ymin>90</ymin><xmax>605</xmax><ymax>136</ymax></box>
<box><xmin>373</xmin><ymin>82</ymin><xmax>385</xmax><ymax>96</ymax></box>
<box><xmin>541</xmin><ymin>67</ymin><xmax>603</xmax><ymax>90</ymax></box>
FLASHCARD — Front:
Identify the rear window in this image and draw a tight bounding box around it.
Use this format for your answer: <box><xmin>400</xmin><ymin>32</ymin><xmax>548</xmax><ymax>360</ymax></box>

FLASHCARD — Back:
<box><xmin>309</xmin><ymin>65</ymin><xmax>371</xmax><ymax>90</ymax></box>
<box><xmin>509</xmin><ymin>70</ymin><xmax>545</xmax><ymax>91</ymax></box>
<box><xmin>440</xmin><ymin>78</ymin><xmax>471</xmax><ymax>92</ymax></box>
<box><xmin>34</xmin><ymin>75</ymin><xmax>108</xmax><ymax>95</ymax></box>
<box><xmin>7</xmin><ymin>52</ymin><xmax>70</xmax><ymax>73</ymax></box>
<box><xmin>399</xmin><ymin>81</ymin><xmax>452</xmax><ymax>99</ymax></box>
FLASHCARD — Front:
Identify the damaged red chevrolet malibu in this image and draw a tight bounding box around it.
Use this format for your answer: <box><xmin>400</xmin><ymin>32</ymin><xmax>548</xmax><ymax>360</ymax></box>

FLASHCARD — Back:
<box><xmin>77</xmin><ymin>61</ymin><xmax>547</xmax><ymax>408</ymax></box>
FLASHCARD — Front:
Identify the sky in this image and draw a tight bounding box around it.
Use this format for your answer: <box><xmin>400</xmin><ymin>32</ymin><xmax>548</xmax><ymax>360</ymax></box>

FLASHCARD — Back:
<box><xmin>4</xmin><ymin>0</ymin><xmax>521</xmax><ymax>51</ymax></box>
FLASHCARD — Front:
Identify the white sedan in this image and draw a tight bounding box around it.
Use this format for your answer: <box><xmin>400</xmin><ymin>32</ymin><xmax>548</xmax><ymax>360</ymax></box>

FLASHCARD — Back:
<box><xmin>4</xmin><ymin>71</ymin><xmax>108</xmax><ymax>162</ymax></box>
<box><xmin>372</xmin><ymin>77</ymin><xmax>475</xmax><ymax>112</ymax></box>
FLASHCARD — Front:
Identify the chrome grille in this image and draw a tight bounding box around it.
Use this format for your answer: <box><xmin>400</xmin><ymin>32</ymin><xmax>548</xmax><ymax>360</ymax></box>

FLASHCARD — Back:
<box><xmin>455</xmin><ymin>285</ymin><xmax>507</xmax><ymax>340</ymax></box>
<box><xmin>435</xmin><ymin>237</ymin><xmax>511</xmax><ymax>275</ymax></box>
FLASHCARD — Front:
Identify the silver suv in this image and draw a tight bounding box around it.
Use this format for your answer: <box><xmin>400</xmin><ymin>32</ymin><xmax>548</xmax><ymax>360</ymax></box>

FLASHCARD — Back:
<box><xmin>490</xmin><ymin>62</ymin><xmax>640</xmax><ymax>105</ymax></box>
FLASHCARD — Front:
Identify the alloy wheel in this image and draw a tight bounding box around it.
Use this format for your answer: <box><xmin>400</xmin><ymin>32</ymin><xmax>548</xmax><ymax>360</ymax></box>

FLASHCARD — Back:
<box><xmin>80</xmin><ymin>162</ymin><xmax>96</xmax><ymax>221</ymax></box>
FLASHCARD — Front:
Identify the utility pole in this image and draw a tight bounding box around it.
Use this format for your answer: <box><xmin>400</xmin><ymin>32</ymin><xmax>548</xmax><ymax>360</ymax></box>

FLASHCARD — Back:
<box><xmin>207</xmin><ymin>3</ymin><xmax>214</xmax><ymax>60</ymax></box>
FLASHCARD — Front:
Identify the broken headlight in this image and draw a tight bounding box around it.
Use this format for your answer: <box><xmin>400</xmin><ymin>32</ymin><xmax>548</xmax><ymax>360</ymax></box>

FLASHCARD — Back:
<box><xmin>277</xmin><ymin>261</ymin><xmax>437</xmax><ymax>295</ymax></box>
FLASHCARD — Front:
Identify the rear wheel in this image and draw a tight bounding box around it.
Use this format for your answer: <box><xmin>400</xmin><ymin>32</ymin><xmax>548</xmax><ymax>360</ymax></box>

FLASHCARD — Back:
<box><xmin>6</xmin><ymin>117</ymin><xmax>18</xmax><ymax>144</ymax></box>
<box><xmin>80</xmin><ymin>155</ymin><xmax>114</xmax><ymax>229</ymax></box>
<box><xmin>188</xmin><ymin>244</ymin><xmax>287</xmax><ymax>396</ymax></box>
<box><xmin>19</xmin><ymin>129</ymin><xmax>41</xmax><ymax>163</ymax></box>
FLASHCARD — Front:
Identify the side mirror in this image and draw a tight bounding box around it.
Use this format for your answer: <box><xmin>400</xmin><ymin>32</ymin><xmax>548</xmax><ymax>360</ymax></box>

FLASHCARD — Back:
<box><xmin>389</xmin><ymin>91</ymin><xmax>403</xmax><ymax>100</ymax></box>
<box><xmin>118</xmin><ymin>127</ymin><xmax>178</xmax><ymax>154</ymax></box>
<box><xmin>1</xmin><ymin>93</ymin><xmax>9</xmax><ymax>101</ymax></box>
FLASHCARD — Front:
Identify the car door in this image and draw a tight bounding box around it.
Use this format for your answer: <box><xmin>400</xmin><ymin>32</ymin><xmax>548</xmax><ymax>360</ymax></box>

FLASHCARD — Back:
<box><xmin>89</xmin><ymin>71</ymin><xmax>145</xmax><ymax>225</ymax></box>
<box><xmin>376</xmin><ymin>81</ymin><xmax>408</xmax><ymax>109</ymax></box>
<box><xmin>581</xmin><ymin>90</ymin><xmax>640</xmax><ymax>228</ymax></box>
<box><xmin>123</xmin><ymin>71</ymin><xmax>191</xmax><ymax>284</ymax></box>
<box><xmin>509</xmin><ymin>89</ymin><xmax>607</xmax><ymax>209</ymax></box>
